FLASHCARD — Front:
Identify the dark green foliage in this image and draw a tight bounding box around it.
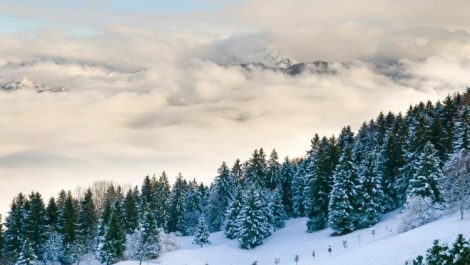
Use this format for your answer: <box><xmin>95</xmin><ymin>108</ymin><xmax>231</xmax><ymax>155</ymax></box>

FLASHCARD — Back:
<box><xmin>208</xmin><ymin>162</ymin><xmax>235</xmax><ymax>232</ymax></box>
<box><xmin>123</xmin><ymin>188</ymin><xmax>139</xmax><ymax>234</ymax></box>
<box><xmin>23</xmin><ymin>192</ymin><xmax>47</xmax><ymax>260</ymax></box>
<box><xmin>414</xmin><ymin>234</ymin><xmax>470</xmax><ymax>264</ymax></box>
<box><xmin>4</xmin><ymin>193</ymin><xmax>27</xmax><ymax>260</ymax></box>
<box><xmin>168</xmin><ymin>173</ymin><xmax>187</xmax><ymax>233</ymax></box>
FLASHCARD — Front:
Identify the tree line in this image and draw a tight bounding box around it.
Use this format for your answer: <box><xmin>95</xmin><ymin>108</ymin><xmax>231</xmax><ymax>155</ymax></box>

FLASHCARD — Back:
<box><xmin>1</xmin><ymin>89</ymin><xmax>470</xmax><ymax>264</ymax></box>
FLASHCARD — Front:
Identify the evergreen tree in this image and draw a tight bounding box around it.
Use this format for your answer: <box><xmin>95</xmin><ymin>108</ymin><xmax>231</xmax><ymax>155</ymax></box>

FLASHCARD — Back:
<box><xmin>453</xmin><ymin>106</ymin><xmax>470</xmax><ymax>153</ymax></box>
<box><xmin>23</xmin><ymin>192</ymin><xmax>47</xmax><ymax>260</ymax></box>
<box><xmin>356</xmin><ymin>152</ymin><xmax>384</xmax><ymax>228</ymax></box>
<box><xmin>15</xmin><ymin>238</ymin><xmax>37</xmax><ymax>265</ymax></box>
<box><xmin>265</xmin><ymin>149</ymin><xmax>282</xmax><ymax>189</ymax></box>
<box><xmin>4</xmin><ymin>193</ymin><xmax>27</xmax><ymax>260</ymax></box>
<box><xmin>155</xmin><ymin>172</ymin><xmax>171</xmax><ymax>230</ymax></box>
<box><xmin>270</xmin><ymin>186</ymin><xmax>287</xmax><ymax>230</ymax></box>
<box><xmin>291</xmin><ymin>161</ymin><xmax>307</xmax><ymax>217</ymax></box>
<box><xmin>59</xmin><ymin>191</ymin><xmax>78</xmax><ymax>265</ymax></box>
<box><xmin>76</xmin><ymin>188</ymin><xmax>98</xmax><ymax>258</ymax></box>
<box><xmin>193</xmin><ymin>215</ymin><xmax>211</xmax><ymax>247</ymax></box>
<box><xmin>136</xmin><ymin>208</ymin><xmax>161</xmax><ymax>264</ymax></box>
<box><xmin>407</xmin><ymin>142</ymin><xmax>442</xmax><ymax>203</ymax></box>
<box><xmin>425</xmin><ymin>240</ymin><xmax>450</xmax><ymax>265</ymax></box>
<box><xmin>328</xmin><ymin>127</ymin><xmax>357</xmax><ymax>234</ymax></box>
<box><xmin>168</xmin><ymin>173</ymin><xmax>187</xmax><ymax>233</ymax></box>
<box><xmin>235</xmin><ymin>187</ymin><xmax>271</xmax><ymax>249</ymax></box>
<box><xmin>208</xmin><ymin>162</ymin><xmax>235</xmax><ymax>231</ymax></box>
<box><xmin>280</xmin><ymin>157</ymin><xmax>294</xmax><ymax>216</ymax></box>
<box><xmin>45</xmin><ymin>198</ymin><xmax>58</xmax><ymax>230</ymax></box>
<box><xmin>225</xmin><ymin>186</ymin><xmax>243</xmax><ymax>239</ymax></box>
<box><xmin>99</xmin><ymin>202</ymin><xmax>126</xmax><ymax>265</ymax></box>
<box><xmin>123</xmin><ymin>188</ymin><xmax>139</xmax><ymax>234</ymax></box>
<box><xmin>42</xmin><ymin>230</ymin><xmax>63</xmax><ymax>264</ymax></box>
<box><xmin>182</xmin><ymin>179</ymin><xmax>204</xmax><ymax>235</ymax></box>
<box><xmin>449</xmin><ymin>234</ymin><xmax>470</xmax><ymax>264</ymax></box>
<box><xmin>305</xmin><ymin>136</ymin><xmax>337</xmax><ymax>232</ymax></box>
<box><xmin>232</xmin><ymin>159</ymin><xmax>244</xmax><ymax>185</ymax></box>
<box><xmin>245</xmin><ymin>148</ymin><xmax>268</xmax><ymax>187</ymax></box>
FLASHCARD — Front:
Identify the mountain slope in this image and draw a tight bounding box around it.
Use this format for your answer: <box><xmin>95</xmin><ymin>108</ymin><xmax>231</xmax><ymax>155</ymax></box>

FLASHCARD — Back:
<box><xmin>114</xmin><ymin>211</ymin><xmax>470</xmax><ymax>265</ymax></box>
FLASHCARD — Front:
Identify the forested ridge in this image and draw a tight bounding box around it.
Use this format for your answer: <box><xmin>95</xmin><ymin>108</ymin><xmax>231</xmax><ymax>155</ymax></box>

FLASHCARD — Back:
<box><xmin>1</xmin><ymin>89</ymin><xmax>470</xmax><ymax>265</ymax></box>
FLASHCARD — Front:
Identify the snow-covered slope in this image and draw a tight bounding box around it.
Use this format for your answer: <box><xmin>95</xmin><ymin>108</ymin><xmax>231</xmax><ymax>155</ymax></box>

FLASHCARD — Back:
<box><xmin>115</xmin><ymin>211</ymin><xmax>470</xmax><ymax>265</ymax></box>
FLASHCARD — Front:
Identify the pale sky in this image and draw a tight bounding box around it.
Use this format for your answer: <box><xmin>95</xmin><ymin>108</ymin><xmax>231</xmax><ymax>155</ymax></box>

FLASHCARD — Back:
<box><xmin>0</xmin><ymin>0</ymin><xmax>469</xmax><ymax>214</ymax></box>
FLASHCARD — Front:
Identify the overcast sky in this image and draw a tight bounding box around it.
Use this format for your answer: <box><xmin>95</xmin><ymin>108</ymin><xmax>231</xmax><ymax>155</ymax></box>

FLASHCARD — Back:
<box><xmin>0</xmin><ymin>0</ymin><xmax>469</xmax><ymax>214</ymax></box>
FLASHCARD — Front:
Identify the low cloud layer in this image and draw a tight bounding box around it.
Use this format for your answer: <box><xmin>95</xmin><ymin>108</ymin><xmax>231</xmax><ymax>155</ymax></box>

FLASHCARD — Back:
<box><xmin>0</xmin><ymin>0</ymin><xmax>469</xmax><ymax>213</ymax></box>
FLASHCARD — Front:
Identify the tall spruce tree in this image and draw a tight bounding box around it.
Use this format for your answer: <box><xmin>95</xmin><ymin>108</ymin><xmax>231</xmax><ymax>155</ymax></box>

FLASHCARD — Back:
<box><xmin>193</xmin><ymin>215</ymin><xmax>210</xmax><ymax>248</ymax></box>
<box><xmin>182</xmin><ymin>179</ymin><xmax>204</xmax><ymax>235</ymax></box>
<box><xmin>99</xmin><ymin>202</ymin><xmax>126</xmax><ymax>265</ymax></box>
<box><xmin>356</xmin><ymin>152</ymin><xmax>385</xmax><ymax>228</ymax></box>
<box><xmin>280</xmin><ymin>157</ymin><xmax>294</xmax><ymax>216</ymax></box>
<box><xmin>328</xmin><ymin>126</ymin><xmax>358</xmax><ymax>234</ymax></box>
<box><xmin>208</xmin><ymin>162</ymin><xmax>235</xmax><ymax>232</ymax></box>
<box><xmin>407</xmin><ymin>142</ymin><xmax>443</xmax><ymax>203</ymax></box>
<box><xmin>245</xmin><ymin>148</ymin><xmax>268</xmax><ymax>187</ymax></box>
<box><xmin>137</xmin><ymin>207</ymin><xmax>161</xmax><ymax>264</ymax></box>
<box><xmin>155</xmin><ymin>172</ymin><xmax>171</xmax><ymax>230</ymax></box>
<box><xmin>453</xmin><ymin>106</ymin><xmax>470</xmax><ymax>153</ymax></box>
<box><xmin>123</xmin><ymin>188</ymin><xmax>139</xmax><ymax>234</ymax></box>
<box><xmin>291</xmin><ymin>161</ymin><xmax>307</xmax><ymax>217</ymax></box>
<box><xmin>235</xmin><ymin>187</ymin><xmax>271</xmax><ymax>249</ymax></box>
<box><xmin>305</xmin><ymin>136</ymin><xmax>337</xmax><ymax>232</ymax></box>
<box><xmin>4</xmin><ymin>193</ymin><xmax>27</xmax><ymax>260</ymax></box>
<box><xmin>266</xmin><ymin>149</ymin><xmax>282</xmax><ymax>189</ymax></box>
<box><xmin>23</xmin><ymin>192</ymin><xmax>47</xmax><ymax>260</ymax></box>
<box><xmin>168</xmin><ymin>173</ymin><xmax>187</xmax><ymax>233</ymax></box>
<box><xmin>76</xmin><ymin>188</ymin><xmax>97</xmax><ymax>258</ymax></box>
<box><xmin>270</xmin><ymin>186</ymin><xmax>287</xmax><ymax>230</ymax></box>
<box><xmin>45</xmin><ymin>198</ymin><xmax>58</xmax><ymax>230</ymax></box>
<box><xmin>225</xmin><ymin>186</ymin><xmax>243</xmax><ymax>239</ymax></box>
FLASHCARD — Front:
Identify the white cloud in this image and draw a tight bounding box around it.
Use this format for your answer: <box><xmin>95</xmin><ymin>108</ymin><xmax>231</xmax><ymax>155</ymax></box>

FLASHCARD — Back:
<box><xmin>0</xmin><ymin>0</ymin><xmax>469</xmax><ymax>213</ymax></box>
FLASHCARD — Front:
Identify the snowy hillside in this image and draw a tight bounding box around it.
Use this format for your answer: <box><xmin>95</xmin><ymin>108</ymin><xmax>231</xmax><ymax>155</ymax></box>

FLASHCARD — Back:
<box><xmin>115</xmin><ymin>211</ymin><xmax>470</xmax><ymax>265</ymax></box>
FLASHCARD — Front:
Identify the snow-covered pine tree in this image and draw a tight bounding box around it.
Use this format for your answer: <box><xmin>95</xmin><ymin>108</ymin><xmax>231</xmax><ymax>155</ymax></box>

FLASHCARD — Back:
<box><xmin>452</xmin><ymin>106</ymin><xmax>470</xmax><ymax>154</ymax></box>
<box><xmin>291</xmin><ymin>161</ymin><xmax>307</xmax><ymax>217</ymax></box>
<box><xmin>305</xmin><ymin>136</ymin><xmax>337</xmax><ymax>232</ymax></box>
<box><xmin>42</xmin><ymin>230</ymin><xmax>63</xmax><ymax>264</ymax></box>
<box><xmin>182</xmin><ymin>179</ymin><xmax>204</xmax><ymax>235</ymax></box>
<box><xmin>45</xmin><ymin>197</ymin><xmax>58</xmax><ymax>231</ymax></box>
<box><xmin>207</xmin><ymin>162</ymin><xmax>235</xmax><ymax>232</ymax></box>
<box><xmin>136</xmin><ymin>207</ymin><xmax>161</xmax><ymax>264</ymax></box>
<box><xmin>23</xmin><ymin>192</ymin><xmax>47</xmax><ymax>260</ymax></box>
<box><xmin>328</xmin><ymin>126</ymin><xmax>358</xmax><ymax>234</ymax></box>
<box><xmin>448</xmin><ymin>234</ymin><xmax>470</xmax><ymax>263</ymax></box>
<box><xmin>399</xmin><ymin>113</ymin><xmax>432</xmax><ymax>204</ymax></box>
<box><xmin>76</xmin><ymin>188</ymin><xmax>98</xmax><ymax>259</ymax></box>
<box><xmin>270</xmin><ymin>186</ymin><xmax>287</xmax><ymax>230</ymax></box>
<box><xmin>375</xmin><ymin>114</ymin><xmax>406</xmax><ymax>211</ymax></box>
<box><xmin>155</xmin><ymin>172</ymin><xmax>171</xmax><ymax>231</ymax></box>
<box><xmin>15</xmin><ymin>238</ymin><xmax>37</xmax><ymax>265</ymax></box>
<box><xmin>99</xmin><ymin>202</ymin><xmax>126</xmax><ymax>265</ymax></box>
<box><xmin>225</xmin><ymin>186</ymin><xmax>243</xmax><ymax>239</ymax></box>
<box><xmin>356</xmin><ymin>152</ymin><xmax>385</xmax><ymax>228</ymax></box>
<box><xmin>232</xmin><ymin>159</ymin><xmax>244</xmax><ymax>185</ymax></box>
<box><xmin>168</xmin><ymin>173</ymin><xmax>187</xmax><ymax>233</ymax></box>
<box><xmin>407</xmin><ymin>142</ymin><xmax>443</xmax><ymax>203</ymax></box>
<box><xmin>58</xmin><ymin>191</ymin><xmax>79</xmax><ymax>265</ymax></box>
<box><xmin>193</xmin><ymin>215</ymin><xmax>210</xmax><ymax>247</ymax></box>
<box><xmin>4</xmin><ymin>193</ymin><xmax>27</xmax><ymax>260</ymax></box>
<box><xmin>265</xmin><ymin>149</ymin><xmax>282</xmax><ymax>190</ymax></box>
<box><xmin>123</xmin><ymin>187</ymin><xmax>139</xmax><ymax>234</ymax></box>
<box><xmin>424</xmin><ymin>240</ymin><xmax>450</xmax><ymax>264</ymax></box>
<box><xmin>280</xmin><ymin>157</ymin><xmax>294</xmax><ymax>216</ymax></box>
<box><xmin>245</xmin><ymin>148</ymin><xmax>268</xmax><ymax>187</ymax></box>
<box><xmin>235</xmin><ymin>187</ymin><xmax>271</xmax><ymax>249</ymax></box>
